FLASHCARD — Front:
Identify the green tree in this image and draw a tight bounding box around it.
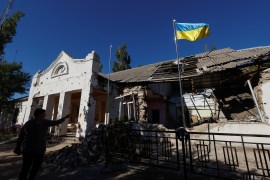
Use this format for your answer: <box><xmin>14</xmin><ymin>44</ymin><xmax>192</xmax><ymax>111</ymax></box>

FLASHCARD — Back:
<box><xmin>0</xmin><ymin>11</ymin><xmax>24</xmax><ymax>59</ymax></box>
<box><xmin>112</xmin><ymin>43</ymin><xmax>131</xmax><ymax>72</ymax></box>
<box><xmin>0</xmin><ymin>7</ymin><xmax>30</xmax><ymax>113</ymax></box>
<box><xmin>0</xmin><ymin>61</ymin><xmax>30</xmax><ymax>111</ymax></box>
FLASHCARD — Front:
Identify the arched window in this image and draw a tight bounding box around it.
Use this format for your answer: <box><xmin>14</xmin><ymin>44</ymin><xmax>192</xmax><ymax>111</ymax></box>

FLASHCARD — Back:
<box><xmin>54</xmin><ymin>65</ymin><xmax>66</xmax><ymax>75</ymax></box>
<box><xmin>51</xmin><ymin>62</ymin><xmax>68</xmax><ymax>78</ymax></box>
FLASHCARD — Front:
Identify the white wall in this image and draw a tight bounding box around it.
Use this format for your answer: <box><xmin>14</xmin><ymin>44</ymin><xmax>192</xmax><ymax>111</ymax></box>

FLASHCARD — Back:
<box><xmin>168</xmin><ymin>90</ymin><xmax>222</xmax><ymax>123</ymax></box>
<box><xmin>20</xmin><ymin>50</ymin><xmax>100</xmax><ymax>137</ymax></box>
<box><xmin>108</xmin><ymin>85</ymin><xmax>121</xmax><ymax>121</ymax></box>
<box><xmin>184</xmin><ymin>94</ymin><xmax>216</xmax><ymax>118</ymax></box>
<box><xmin>15</xmin><ymin>100</ymin><xmax>28</xmax><ymax>125</ymax></box>
<box><xmin>261</xmin><ymin>81</ymin><xmax>270</xmax><ymax>124</ymax></box>
<box><xmin>28</xmin><ymin>51</ymin><xmax>95</xmax><ymax>99</ymax></box>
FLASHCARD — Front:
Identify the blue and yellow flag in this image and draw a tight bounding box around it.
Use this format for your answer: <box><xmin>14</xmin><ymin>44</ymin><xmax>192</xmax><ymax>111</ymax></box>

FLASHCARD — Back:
<box><xmin>176</xmin><ymin>23</ymin><xmax>210</xmax><ymax>41</ymax></box>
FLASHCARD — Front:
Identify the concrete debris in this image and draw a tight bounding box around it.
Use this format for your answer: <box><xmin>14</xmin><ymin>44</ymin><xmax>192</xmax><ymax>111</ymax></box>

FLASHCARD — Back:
<box><xmin>42</xmin><ymin>144</ymin><xmax>101</xmax><ymax>173</ymax></box>
<box><xmin>42</xmin><ymin>122</ymin><xmax>176</xmax><ymax>173</ymax></box>
<box><xmin>42</xmin><ymin>126</ymin><xmax>105</xmax><ymax>173</ymax></box>
<box><xmin>131</xmin><ymin>122</ymin><xmax>176</xmax><ymax>143</ymax></box>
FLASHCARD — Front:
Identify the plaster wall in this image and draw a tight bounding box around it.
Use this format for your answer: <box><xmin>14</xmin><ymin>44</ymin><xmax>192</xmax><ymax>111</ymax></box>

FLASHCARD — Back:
<box><xmin>202</xmin><ymin>123</ymin><xmax>270</xmax><ymax>143</ymax></box>
<box><xmin>28</xmin><ymin>52</ymin><xmax>94</xmax><ymax>99</ymax></box>
<box><xmin>168</xmin><ymin>91</ymin><xmax>221</xmax><ymax>123</ymax></box>
<box><xmin>21</xmin><ymin>51</ymin><xmax>100</xmax><ymax>137</ymax></box>
<box><xmin>15</xmin><ymin>100</ymin><xmax>29</xmax><ymax>125</ymax></box>
<box><xmin>184</xmin><ymin>94</ymin><xmax>216</xmax><ymax>118</ymax></box>
<box><xmin>108</xmin><ymin>85</ymin><xmax>121</xmax><ymax>121</ymax></box>
<box><xmin>261</xmin><ymin>81</ymin><xmax>270</xmax><ymax>124</ymax></box>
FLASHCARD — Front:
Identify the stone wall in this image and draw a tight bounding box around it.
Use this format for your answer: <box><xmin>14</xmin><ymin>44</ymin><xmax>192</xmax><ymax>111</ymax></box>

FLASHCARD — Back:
<box><xmin>122</xmin><ymin>85</ymin><xmax>148</xmax><ymax>123</ymax></box>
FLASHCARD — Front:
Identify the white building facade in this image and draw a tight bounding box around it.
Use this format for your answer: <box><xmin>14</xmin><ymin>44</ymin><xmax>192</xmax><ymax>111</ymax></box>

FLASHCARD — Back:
<box><xmin>18</xmin><ymin>51</ymin><xmax>104</xmax><ymax>137</ymax></box>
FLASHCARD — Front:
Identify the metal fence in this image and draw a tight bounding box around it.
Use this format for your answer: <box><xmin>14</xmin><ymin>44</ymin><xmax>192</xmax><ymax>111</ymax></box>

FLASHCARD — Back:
<box><xmin>105</xmin><ymin>127</ymin><xmax>270</xmax><ymax>179</ymax></box>
<box><xmin>187</xmin><ymin>131</ymin><xmax>270</xmax><ymax>179</ymax></box>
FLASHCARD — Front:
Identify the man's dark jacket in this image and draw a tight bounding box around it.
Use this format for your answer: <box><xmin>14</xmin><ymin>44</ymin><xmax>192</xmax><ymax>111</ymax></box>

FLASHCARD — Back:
<box><xmin>15</xmin><ymin>118</ymin><xmax>65</xmax><ymax>154</ymax></box>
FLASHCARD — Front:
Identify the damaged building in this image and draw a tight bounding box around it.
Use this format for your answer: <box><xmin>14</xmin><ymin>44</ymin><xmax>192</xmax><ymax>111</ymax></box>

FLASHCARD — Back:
<box><xmin>108</xmin><ymin>46</ymin><xmax>270</xmax><ymax>126</ymax></box>
<box><xmin>11</xmin><ymin>45</ymin><xmax>270</xmax><ymax>138</ymax></box>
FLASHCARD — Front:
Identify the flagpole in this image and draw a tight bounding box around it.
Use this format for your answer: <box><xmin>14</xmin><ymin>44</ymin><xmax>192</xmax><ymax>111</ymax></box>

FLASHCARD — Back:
<box><xmin>105</xmin><ymin>44</ymin><xmax>112</xmax><ymax>125</ymax></box>
<box><xmin>173</xmin><ymin>19</ymin><xmax>186</xmax><ymax>128</ymax></box>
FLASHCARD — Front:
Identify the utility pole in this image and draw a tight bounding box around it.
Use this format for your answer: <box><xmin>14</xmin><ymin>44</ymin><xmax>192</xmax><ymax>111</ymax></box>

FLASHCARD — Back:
<box><xmin>0</xmin><ymin>0</ymin><xmax>14</xmax><ymax>27</ymax></box>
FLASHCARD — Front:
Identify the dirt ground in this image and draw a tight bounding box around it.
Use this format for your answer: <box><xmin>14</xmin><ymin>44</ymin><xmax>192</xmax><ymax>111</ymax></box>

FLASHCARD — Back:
<box><xmin>0</xmin><ymin>138</ymin><xmax>220</xmax><ymax>180</ymax></box>
<box><xmin>0</xmin><ymin>139</ymin><xmax>75</xmax><ymax>180</ymax></box>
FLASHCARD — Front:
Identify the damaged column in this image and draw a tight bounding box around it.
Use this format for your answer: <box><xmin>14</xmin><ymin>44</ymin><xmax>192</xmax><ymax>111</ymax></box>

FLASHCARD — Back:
<box><xmin>76</xmin><ymin>51</ymin><xmax>100</xmax><ymax>138</ymax></box>
<box><xmin>137</xmin><ymin>88</ymin><xmax>148</xmax><ymax>123</ymax></box>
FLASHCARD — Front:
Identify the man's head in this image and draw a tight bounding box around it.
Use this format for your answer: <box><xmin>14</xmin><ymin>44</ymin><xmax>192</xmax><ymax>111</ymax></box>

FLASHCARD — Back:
<box><xmin>34</xmin><ymin>108</ymin><xmax>46</xmax><ymax>119</ymax></box>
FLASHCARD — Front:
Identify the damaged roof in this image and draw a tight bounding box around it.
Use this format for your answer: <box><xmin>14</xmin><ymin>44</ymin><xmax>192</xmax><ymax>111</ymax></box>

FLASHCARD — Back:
<box><xmin>105</xmin><ymin>46</ymin><xmax>270</xmax><ymax>83</ymax></box>
<box><xmin>197</xmin><ymin>46</ymin><xmax>270</xmax><ymax>71</ymax></box>
<box><xmin>106</xmin><ymin>61</ymin><xmax>164</xmax><ymax>83</ymax></box>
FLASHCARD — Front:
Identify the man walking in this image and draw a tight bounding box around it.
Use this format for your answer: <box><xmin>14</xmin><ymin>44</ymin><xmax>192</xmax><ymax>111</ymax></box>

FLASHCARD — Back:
<box><xmin>14</xmin><ymin>108</ymin><xmax>70</xmax><ymax>180</ymax></box>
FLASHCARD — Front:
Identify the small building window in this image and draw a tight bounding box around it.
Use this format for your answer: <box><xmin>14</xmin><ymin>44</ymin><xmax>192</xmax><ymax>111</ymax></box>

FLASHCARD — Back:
<box><xmin>51</xmin><ymin>62</ymin><xmax>68</xmax><ymax>78</ymax></box>
<box><xmin>54</xmin><ymin>65</ymin><xmax>65</xmax><ymax>75</ymax></box>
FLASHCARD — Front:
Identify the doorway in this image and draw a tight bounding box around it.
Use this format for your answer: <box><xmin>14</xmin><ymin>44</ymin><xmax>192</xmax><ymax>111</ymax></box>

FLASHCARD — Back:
<box><xmin>152</xmin><ymin>109</ymin><xmax>160</xmax><ymax>124</ymax></box>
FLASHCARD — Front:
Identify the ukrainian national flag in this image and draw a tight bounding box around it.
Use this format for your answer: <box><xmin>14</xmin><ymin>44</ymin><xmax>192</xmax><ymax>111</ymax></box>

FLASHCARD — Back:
<box><xmin>176</xmin><ymin>23</ymin><xmax>210</xmax><ymax>41</ymax></box>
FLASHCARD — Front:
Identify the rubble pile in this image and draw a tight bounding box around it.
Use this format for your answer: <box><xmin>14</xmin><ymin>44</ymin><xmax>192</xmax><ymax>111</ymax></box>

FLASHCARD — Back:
<box><xmin>42</xmin><ymin>144</ymin><xmax>99</xmax><ymax>172</ymax></box>
<box><xmin>42</xmin><ymin>123</ymin><xmax>173</xmax><ymax>173</ymax></box>
<box><xmin>85</xmin><ymin>125</ymin><xmax>105</xmax><ymax>154</ymax></box>
<box><xmin>131</xmin><ymin>122</ymin><xmax>176</xmax><ymax>142</ymax></box>
<box><xmin>42</xmin><ymin>126</ymin><xmax>105</xmax><ymax>172</ymax></box>
<box><xmin>138</xmin><ymin>123</ymin><xmax>169</xmax><ymax>131</ymax></box>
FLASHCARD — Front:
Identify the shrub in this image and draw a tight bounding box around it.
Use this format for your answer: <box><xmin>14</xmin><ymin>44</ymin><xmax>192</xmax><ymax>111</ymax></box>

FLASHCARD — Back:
<box><xmin>0</xmin><ymin>124</ymin><xmax>22</xmax><ymax>142</ymax></box>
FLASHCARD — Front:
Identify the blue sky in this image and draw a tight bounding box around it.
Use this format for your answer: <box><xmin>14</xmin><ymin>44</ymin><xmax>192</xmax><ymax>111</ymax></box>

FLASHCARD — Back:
<box><xmin>2</xmin><ymin>0</ymin><xmax>270</xmax><ymax>77</ymax></box>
